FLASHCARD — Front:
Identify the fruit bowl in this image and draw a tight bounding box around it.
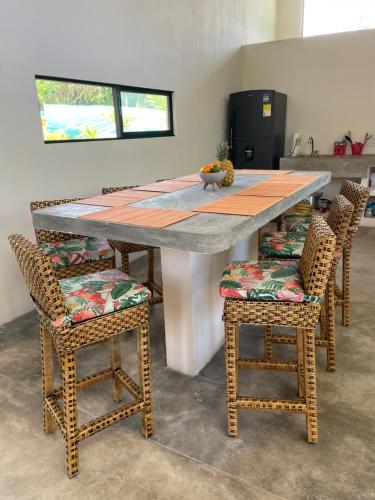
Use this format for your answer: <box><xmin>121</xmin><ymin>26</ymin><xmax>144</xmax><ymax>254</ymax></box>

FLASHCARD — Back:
<box><xmin>199</xmin><ymin>170</ymin><xmax>226</xmax><ymax>191</ymax></box>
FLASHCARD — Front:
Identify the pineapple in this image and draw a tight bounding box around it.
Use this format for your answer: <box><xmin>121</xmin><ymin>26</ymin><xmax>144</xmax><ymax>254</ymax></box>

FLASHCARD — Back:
<box><xmin>216</xmin><ymin>141</ymin><xmax>234</xmax><ymax>186</ymax></box>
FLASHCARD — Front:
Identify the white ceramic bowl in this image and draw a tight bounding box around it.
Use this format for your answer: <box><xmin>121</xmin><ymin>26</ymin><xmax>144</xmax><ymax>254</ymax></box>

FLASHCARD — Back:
<box><xmin>199</xmin><ymin>170</ymin><xmax>226</xmax><ymax>184</ymax></box>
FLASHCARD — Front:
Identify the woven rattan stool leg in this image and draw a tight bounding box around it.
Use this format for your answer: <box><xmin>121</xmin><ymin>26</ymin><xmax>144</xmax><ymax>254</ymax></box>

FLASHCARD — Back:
<box><xmin>225</xmin><ymin>322</ymin><xmax>239</xmax><ymax>437</ymax></box>
<box><xmin>303</xmin><ymin>328</ymin><xmax>318</xmax><ymax>444</ymax></box>
<box><xmin>120</xmin><ymin>251</ymin><xmax>130</xmax><ymax>275</ymax></box>
<box><xmin>40</xmin><ymin>323</ymin><xmax>55</xmax><ymax>433</ymax></box>
<box><xmin>257</xmin><ymin>228</ymin><xmax>262</xmax><ymax>260</ymax></box>
<box><xmin>109</xmin><ymin>336</ymin><xmax>123</xmax><ymax>402</ymax></box>
<box><xmin>319</xmin><ymin>302</ymin><xmax>327</xmax><ymax>340</ymax></box>
<box><xmin>264</xmin><ymin>325</ymin><xmax>273</xmax><ymax>361</ymax></box>
<box><xmin>296</xmin><ymin>328</ymin><xmax>305</xmax><ymax>398</ymax></box>
<box><xmin>110</xmin><ymin>255</ymin><xmax>116</xmax><ymax>269</ymax></box>
<box><xmin>325</xmin><ymin>278</ymin><xmax>336</xmax><ymax>372</ymax></box>
<box><xmin>62</xmin><ymin>351</ymin><xmax>79</xmax><ymax>478</ymax></box>
<box><xmin>147</xmin><ymin>248</ymin><xmax>154</xmax><ymax>284</ymax></box>
<box><xmin>342</xmin><ymin>245</ymin><xmax>351</xmax><ymax>327</ymax></box>
<box><xmin>138</xmin><ymin>323</ymin><xmax>153</xmax><ymax>438</ymax></box>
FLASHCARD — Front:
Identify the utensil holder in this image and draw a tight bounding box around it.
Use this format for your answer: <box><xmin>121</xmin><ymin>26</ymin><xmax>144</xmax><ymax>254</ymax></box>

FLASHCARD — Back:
<box><xmin>334</xmin><ymin>142</ymin><xmax>346</xmax><ymax>156</ymax></box>
<box><xmin>351</xmin><ymin>142</ymin><xmax>364</xmax><ymax>155</ymax></box>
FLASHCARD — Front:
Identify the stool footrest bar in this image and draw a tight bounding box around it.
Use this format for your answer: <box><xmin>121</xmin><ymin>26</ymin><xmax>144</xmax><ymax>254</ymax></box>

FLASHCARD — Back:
<box><xmin>238</xmin><ymin>358</ymin><xmax>297</xmax><ymax>372</ymax></box>
<box><xmin>78</xmin><ymin>398</ymin><xmax>145</xmax><ymax>441</ymax></box>
<box><xmin>237</xmin><ymin>396</ymin><xmax>307</xmax><ymax>413</ymax></box>
<box><xmin>270</xmin><ymin>335</ymin><xmax>328</xmax><ymax>348</ymax></box>
<box><xmin>270</xmin><ymin>334</ymin><xmax>297</xmax><ymax>345</ymax></box>
<box><xmin>334</xmin><ymin>283</ymin><xmax>343</xmax><ymax>299</ymax></box>
<box><xmin>114</xmin><ymin>367</ymin><xmax>141</xmax><ymax>399</ymax></box>
<box><xmin>52</xmin><ymin>368</ymin><xmax>113</xmax><ymax>399</ymax></box>
<box><xmin>45</xmin><ymin>395</ymin><xmax>66</xmax><ymax>437</ymax></box>
<box><xmin>315</xmin><ymin>339</ymin><xmax>328</xmax><ymax>347</ymax></box>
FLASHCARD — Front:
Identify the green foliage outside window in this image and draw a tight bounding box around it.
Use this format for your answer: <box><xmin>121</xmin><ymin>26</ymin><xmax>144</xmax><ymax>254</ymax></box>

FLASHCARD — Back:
<box><xmin>35</xmin><ymin>80</ymin><xmax>113</xmax><ymax>108</ymax></box>
<box><xmin>121</xmin><ymin>91</ymin><xmax>167</xmax><ymax>110</ymax></box>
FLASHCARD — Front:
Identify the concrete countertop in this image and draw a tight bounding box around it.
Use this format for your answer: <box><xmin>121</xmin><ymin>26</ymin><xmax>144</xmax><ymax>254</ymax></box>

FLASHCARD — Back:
<box><xmin>32</xmin><ymin>171</ymin><xmax>331</xmax><ymax>254</ymax></box>
<box><xmin>280</xmin><ymin>156</ymin><xmax>374</xmax><ymax>178</ymax></box>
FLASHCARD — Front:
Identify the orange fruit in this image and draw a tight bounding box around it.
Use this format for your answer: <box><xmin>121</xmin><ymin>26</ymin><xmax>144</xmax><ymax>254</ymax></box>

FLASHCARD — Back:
<box><xmin>200</xmin><ymin>165</ymin><xmax>212</xmax><ymax>173</ymax></box>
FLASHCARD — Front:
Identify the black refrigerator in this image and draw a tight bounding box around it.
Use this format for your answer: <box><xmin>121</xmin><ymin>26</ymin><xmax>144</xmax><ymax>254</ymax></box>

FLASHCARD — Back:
<box><xmin>228</xmin><ymin>90</ymin><xmax>287</xmax><ymax>170</ymax></box>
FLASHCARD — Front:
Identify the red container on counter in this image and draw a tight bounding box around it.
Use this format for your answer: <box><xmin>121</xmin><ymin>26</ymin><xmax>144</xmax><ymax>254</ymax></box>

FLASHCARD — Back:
<box><xmin>334</xmin><ymin>142</ymin><xmax>346</xmax><ymax>155</ymax></box>
<box><xmin>351</xmin><ymin>142</ymin><xmax>364</xmax><ymax>155</ymax></box>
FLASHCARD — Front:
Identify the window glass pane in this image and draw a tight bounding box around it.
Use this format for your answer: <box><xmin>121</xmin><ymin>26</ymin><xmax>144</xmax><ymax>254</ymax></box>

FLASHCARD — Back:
<box><xmin>120</xmin><ymin>92</ymin><xmax>170</xmax><ymax>132</ymax></box>
<box><xmin>35</xmin><ymin>79</ymin><xmax>116</xmax><ymax>141</ymax></box>
<box><xmin>303</xmin><ymin>0</ymin><xmax>375</xmax><ymax>37</ymax></box>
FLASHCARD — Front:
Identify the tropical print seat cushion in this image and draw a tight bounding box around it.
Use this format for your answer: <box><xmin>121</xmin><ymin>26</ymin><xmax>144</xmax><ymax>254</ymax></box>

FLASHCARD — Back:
<box><xmin>259</xmin><ymin>231</ymin><xmax>306</xmax><ymax>259</ymax></box>
<box><xmin>40</xmin><ymin>237</ymin><xmax>114</xmax><ymax>269</ymax></box>
<box><xmin>348</xmin><ymin>226</ymin><xmax>358</xmax><ymax>236</ymax></box>
<box><xmin>283</xmin><ymin>214</ymin><xmax>311</xmax><ymax>234</ymax></box>
<box><xmin>56</xmin><ymin>269</ymin><xmax>151</xmax><ymax>325</ymax></box>
<box><xmin>220</xmin><ymin>260</ymin><xmax>322</xmax><ymax>304</ymax></box>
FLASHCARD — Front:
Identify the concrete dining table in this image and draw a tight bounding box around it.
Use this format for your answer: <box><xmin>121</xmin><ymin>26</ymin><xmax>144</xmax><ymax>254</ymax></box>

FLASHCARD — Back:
<box><xmin>32</xmin><ymin>170</ymin><xmax>331</xmax><ymax>376</ymax></box>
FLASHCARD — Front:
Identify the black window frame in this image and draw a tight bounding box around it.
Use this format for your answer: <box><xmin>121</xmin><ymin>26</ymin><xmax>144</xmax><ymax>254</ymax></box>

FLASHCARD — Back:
<box><xmin>35</xmin><ymin>75</ymin><xmax>174</xmax><ymax>144</ymax></box>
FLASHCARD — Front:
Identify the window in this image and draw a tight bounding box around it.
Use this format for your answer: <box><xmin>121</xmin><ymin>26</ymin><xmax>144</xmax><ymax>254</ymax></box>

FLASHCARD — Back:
<box><xmin>303</xmin><ymin>0</ymin><xmax>375</xmax><ymax>37</ymax></box>
<box><xmin>35</xmin><ymin>76</ymin><xmax>174</xmax><ymax>143</ymax></box>
<box><xmin>121</xmin><ymin>91</ymin><xmax>171</xmax><ymax>135</ymax></box>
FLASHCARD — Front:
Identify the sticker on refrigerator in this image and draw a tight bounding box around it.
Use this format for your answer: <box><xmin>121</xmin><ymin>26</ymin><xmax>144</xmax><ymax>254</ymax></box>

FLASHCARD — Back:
<box><xmin>263</xmin><ymin>103</ymin><xmax>271</xmax><ymax>117</ymax></box>
<box><xmin>263</xmin><ymin>94</ymin><xmax>270</xmax><ymax>103</ymax></box>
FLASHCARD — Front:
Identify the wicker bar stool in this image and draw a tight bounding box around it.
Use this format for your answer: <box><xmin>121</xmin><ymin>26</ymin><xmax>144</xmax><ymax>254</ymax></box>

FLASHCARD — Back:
<box><xmin>9</xmin><ymin>234</ymin><xmax>154</xmax><ymax>478</ymax></box>
<box><xmin>333</xmin><ymin>181</ymin><xmax>369</xmax><ymax>326</ymax></box>
<box><xmin>221</xmin><ymin>216</ymin><xmax>336</xmax><ymax>442</ymax></box>
<box><xmin>281</xmin><ymin>181</ymin><xmax>369</xmax><ymax>326</ymax></box>
<box><xmin>102</xmin><ymin>186</ymin><xmax>163</xmax><ymax>305</ymax></box>
<box><xmin>260</xmin><ymin>195</ymin><xmax>354</xmax><ymax>372</ymax></box>
<box><xmin>30</xmin><ymin>199</ymin><xmax>115</xmax><ymax>280</ymax></box>
<box><xmin>259</xmin><ymin>194</ymin><xmax>352</xmax><ymax>261</ymax></box>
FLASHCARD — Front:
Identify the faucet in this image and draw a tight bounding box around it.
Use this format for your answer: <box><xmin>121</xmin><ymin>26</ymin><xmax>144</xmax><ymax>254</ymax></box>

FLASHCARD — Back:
<box><xmin>308</xmin><ymin>136</ymin><xmax>314</xmax><ymax>156</ymax></box>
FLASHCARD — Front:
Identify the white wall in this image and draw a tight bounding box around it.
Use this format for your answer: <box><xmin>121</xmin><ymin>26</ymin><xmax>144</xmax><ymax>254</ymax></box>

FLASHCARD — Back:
<box><xmin>241</xmin><ymin>28</ymin><xmax>375</xmax><ymax>154</ymax></box>
<box><xmin>0</xmin><ymin>0</ymin><xmax>277</xmax><ymax>325</ymax></box>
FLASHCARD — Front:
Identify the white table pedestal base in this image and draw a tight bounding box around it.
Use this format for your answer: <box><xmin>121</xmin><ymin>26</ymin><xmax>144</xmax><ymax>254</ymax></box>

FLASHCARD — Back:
<box><xmin>160</xmin><ymin>233</ymin><xmax>257</xmax><ymax>375</ymax></box>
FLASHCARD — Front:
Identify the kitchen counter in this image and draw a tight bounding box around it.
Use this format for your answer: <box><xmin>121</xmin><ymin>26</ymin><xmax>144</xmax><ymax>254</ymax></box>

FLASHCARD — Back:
<box><xmin>280</xmin><ymin>156</ymin><xmax>375</xmax><ymax>227</ymax></box>
<box><xmin>280</xmin><ymin>155</ymin><xmax>374</xmax><ymax>180</ymax></box>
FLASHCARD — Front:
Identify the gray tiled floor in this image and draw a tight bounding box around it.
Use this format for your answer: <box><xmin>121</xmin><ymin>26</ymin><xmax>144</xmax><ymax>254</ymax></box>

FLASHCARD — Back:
<box><xmin>1</xmin><ymin>230</ymin><xmax>374</xmax><ymax>499</ymax></box>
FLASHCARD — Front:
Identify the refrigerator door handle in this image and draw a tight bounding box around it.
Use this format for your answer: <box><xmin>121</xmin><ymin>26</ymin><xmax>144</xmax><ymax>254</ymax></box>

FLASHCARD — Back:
<box><xmin>229</xmin><ymin>128</ymin><xmax>233</xmax><ymax>149</ymax></box>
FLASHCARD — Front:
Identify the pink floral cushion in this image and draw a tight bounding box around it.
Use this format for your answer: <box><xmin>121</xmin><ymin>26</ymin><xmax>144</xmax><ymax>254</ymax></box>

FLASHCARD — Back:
<box><xmin>40</xmin><ymin>237</ymin><xmax>114</xmax><ymax>269</ymax></box>
<box><xmin>55</xmin><ymin>269</ymin><xmax>151</xmax><ymax>326</ymax></box>
<box><xmin>259</xmin><ymin>231</ymin><xmax>305</xmax><ymax>259</ymax></box>
<box><xmin>220</xmin><ymin>260</ymin><xmax>322</xmax><ymax>304</ymax></box>
<box><xmin>348</xmin><ymin>226</ymin><xmax>358</xmax><ymax>236</ymax></box>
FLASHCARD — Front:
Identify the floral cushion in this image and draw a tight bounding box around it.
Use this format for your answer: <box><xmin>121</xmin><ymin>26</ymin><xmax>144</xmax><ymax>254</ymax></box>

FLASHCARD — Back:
<box><xmin>220</xmin><ymin>260</ymin><xmax>322</xmax><ymax>304</ymax></box>
<box><xmin>55</xmin><ymin>269</ymin><xmax>151</xmax><ymax>325</ymax></box>
<box><xmin>283</xmin><ymin>214</ymin><xmax>311</xmax><ymax>234</ymax></box>
<box><xmin>259</xmin><ymin>231</ymin><xmax>306</xmax><ymax>259</ymax></box>
<box><xmin>348</xmin><ymin>226</ymin><xmax>358</xmax><ymax>236</ymax></box>
<box><xmin>40</xmin><ymin>237</ymin><xmax>114</xmax><ymax>269</ymax></box>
